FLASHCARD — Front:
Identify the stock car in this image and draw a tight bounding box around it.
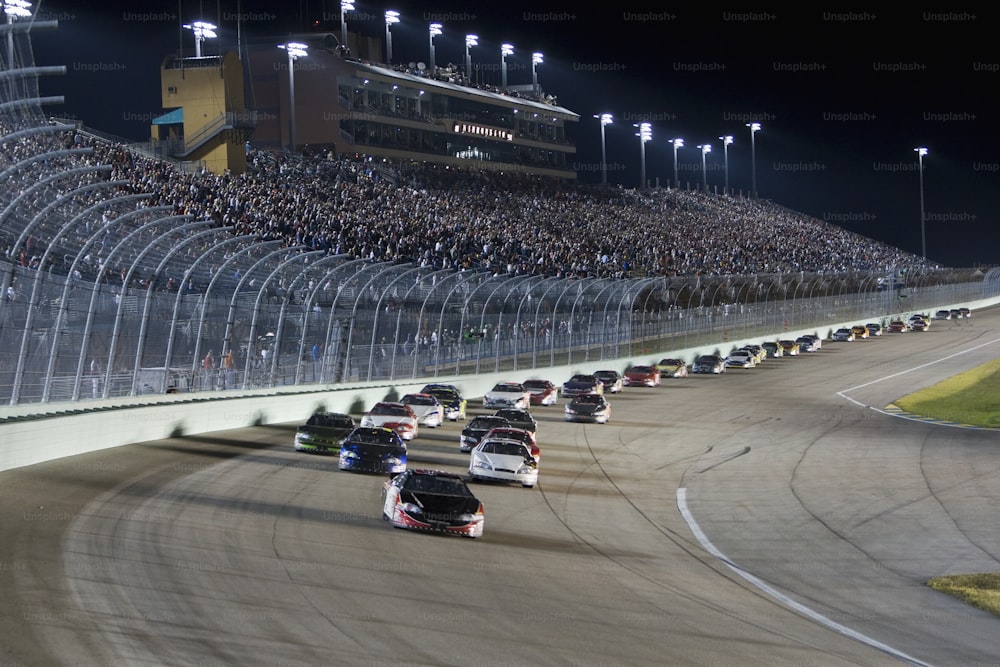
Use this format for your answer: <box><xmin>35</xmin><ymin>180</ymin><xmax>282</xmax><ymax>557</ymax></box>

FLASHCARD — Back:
<box><xmin>338</xmin><ymin>427</ymin><xmax>407</xmax><ymax>474</ymax></box>
<box><xmin>593</xmin><ymin>369</ymin><xmax>624</xmax><ymax>394</ymax></box>
<box><xmin>623</xmin><ymin>364</ymin><xmax>661</xmax><ymax>387</ymax></box>
<box><xmin>564</xmin><ymin>393</ymin><xmax>612</xmax><ymax>424</ymax></box>
<box><xmin>656</xmin><ymin>358</ymin><xmax>689</xmax><ymax>378</ymax></box>
<box><xmin>561</xmin><ymin>373</ymin><xmax>604</xmax><ymax>398</ymax></box>
<box><xmin>420</xmin><ymin>383</ymin><xmax>468</xmax><ymax>421</ymax></box>
<box><xmin>469</xmin><ymin>438</ymin><xmax>539</xmax><ymax>488</ymax></box>
<box><xmin>382</xmin><ymin>469</ymin><xmax>484</xmax><ymax>538</ymax></box>
<box><xmin>483</xmin><ymin>426</ymin><xmax>540</xmax><ymax>462</ymax></box>
<box><xmin>779</xmin><ymin>340</ymin><xmax>800</xmax><ymax>356</ymax></box>
<box><xmin>692</xmin><ymin>354</ymin><xmax>726</xmax><ymax>374</ymax></box>
<box><xmin>865</xmin><ymin>323</ymin><xmax>883</xmax><ymax>336</ymax></box>
<box><xmin>360</xmin><ymin>401</ymin><xmax>419</xmax><ymax>441</ymax></box>
<box><xmin>724</xmin><ymin>349</ymin><xmax>756</xmax><ymax>368</ymax></box>
<box><xmin>761</xmin><ymin>341</ymin><xmax>783</xmax><ymax>358</ymax></box>
<box><xmin>401</xmin><ymin>392</ymin><xmax>444</xmax><ymax>428</ymax></box>
<box><xmin>796</xmin><ymin>335</ymin><xmax>820</xmax><ymax>352</ymax></box>
<box><xmin>851</xmin><ymin>325</ymin><xmax>870</xmax><ymax>340</ymax></box>
<box><xmin>293</xmin><ymin>412</ymin><xmax>356</xmax><ymax>454</ymax></box>
<box><xmin>460</xmin><ymin>415</ymin><xmax>510</xmax><ymax>453</ymax></box>
<box><xmin>523</xmin><ymin>378</ymin><xmax>559</xmax><ymax>406</ymax></box>
<box><xmin>886</xmin><ymin>320</ymin><xmax>909</xmax><ymax>333</ymax></box>
<box><xmin>832</xmin><ymin>328</ymin><xmax>856</xmax><ymax>342</ymax></box>
<box><xmin>493</xmin><ymin>408</ymin><xmax>537</xmax><ymax>434</ymax></box>
<box><xmin>483</xmin><ymin>381</ymin><xmax>532</xmax><ymax>409</ymax></box>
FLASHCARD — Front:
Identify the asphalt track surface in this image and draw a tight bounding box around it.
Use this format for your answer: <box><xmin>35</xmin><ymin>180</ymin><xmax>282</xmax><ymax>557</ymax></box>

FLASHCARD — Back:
<box><xmin>3</xmin><ymin>312</ymin><xmax>1000</xmax><ymax>666</ymax></box>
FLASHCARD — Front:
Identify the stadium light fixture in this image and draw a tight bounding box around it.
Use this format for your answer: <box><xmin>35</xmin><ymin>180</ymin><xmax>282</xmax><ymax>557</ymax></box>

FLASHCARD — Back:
<box><xmin>4</xmin><ymin>0</ymin><xmax>32</xmax><ymax>69</ymax></box>
<box><xmin>384</xmin><ymin>10</ymin><xmax>399</xmax><ymax>64</ymax></box>
<box><xmin>719</xmin><ymin>135</ymin><xmax>734</xmax><ymax>194</ymax></box>
<box><xmin>697</xmin><ymin>143</ymin><xmax>712</xmax><ymax>190</ymax></box>
<box><xmin>747</xmin><ymin>122</ymin><xmax>761</xmax><ymax>198</ymax></box>
<box><xmin>501</xmin><ymin>43</ymin><xmax>514</xmax><ymax>88</ymax></box>
<box><xmin>915</xmin><ymin>146</ymin><xmax>928</xmax><ymax>259</ymax></box>
<box><xmin>340</xmin><ymin>1</ymin><xmax>355</xmax><ymax>51</ymax></box>
<box><xmin>278</xmin><ymin>42</ymin><xmax>308</xmax><ymax>153</ymax></box>
<box><xmin>429</xmin><ymin>22</ymin><xmax>443</xmax><ymax>72</ymax></box>
<box><xmin>465</xmin><ymin>34</ymin><xmax>478</xmax><ymax>81</ymax></box>
<box><xmin>183</xmin><ymin>20</ymin><xmax>217</xmax><ymax>58</ymax></box>
<box><xmin>532</xmin><ymin>52</ymin><xmax>543</xmax><ymax>94</ymax></box>
<box><xmin>669</xmin><ymin>138</ymin><xmax>684</xmax><ymax>189</ymax></box>
<box><xmin>594</xmin><ymin>113</ymin><xmax>613</xmax><ymax>188</ymax></box>
<box><xmin>634</xmin><ymin>122</ymin><xmax>652</xmax><ymax>189</ymax></box>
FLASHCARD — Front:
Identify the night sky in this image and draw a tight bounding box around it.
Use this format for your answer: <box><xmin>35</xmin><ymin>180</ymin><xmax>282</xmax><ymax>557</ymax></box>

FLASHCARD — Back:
<box><xmin>26</xmin><ymin>1</ymin><xmax>1000</xmax><ymax>268</ymax></box>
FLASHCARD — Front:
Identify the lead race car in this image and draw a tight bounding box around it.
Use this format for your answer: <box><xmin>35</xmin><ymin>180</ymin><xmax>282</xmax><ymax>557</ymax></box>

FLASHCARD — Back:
<box><xmin>382</xmin><ymin>469</ymin><xmax>485</xmax><ymax>538</ymax></box>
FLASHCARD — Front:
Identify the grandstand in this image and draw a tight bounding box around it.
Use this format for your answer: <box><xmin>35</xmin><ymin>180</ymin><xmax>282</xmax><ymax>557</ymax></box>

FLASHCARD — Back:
<box><xmin>2</xmin><ymin>14</ymin><xmax>998</xmax><ymax>408</ymax></box>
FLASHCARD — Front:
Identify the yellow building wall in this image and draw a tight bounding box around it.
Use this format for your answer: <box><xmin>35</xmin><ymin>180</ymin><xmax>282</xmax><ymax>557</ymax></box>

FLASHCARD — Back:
<box><xmin>160</xmin><ymin>51</ymin><xmax>248</xmax><ymax>174</ymax></box>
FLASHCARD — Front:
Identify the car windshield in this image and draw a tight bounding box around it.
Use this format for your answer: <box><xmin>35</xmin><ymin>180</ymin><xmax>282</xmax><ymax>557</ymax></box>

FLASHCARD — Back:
<box><xmin>346</xmin><ymin>428</ymin><xmax>400</xmax><ymax>445</ymax></box>
<box><xmin>659</xmin><ymin>359</ymin><xmax>682</xmax><ymax>366</ymax></box>
<box><xmin>370</xmin><ymin>403</ymin><xmax>409</xmax><ymax>416</ymax></box>
<box><xmin>594</xmin><ymin>371</ymin><xmax>618</xmax><ymax>380</ymax></box>
<box><xmin>573</xmin><ymin>394</ymin><xmax>603</xmax><ymax>405</ymax></box>
<box><xmin>568</xmin><ymin>375</ymin><xmax>595</xmax><ymax>383</ymax></box>
<box><xmin>523</xmin><ymin>380</ymin><xmax>550</xmax><ymax>390</ymax></box>
<box><xmin>403</xmin><ymin>394</ymin><xmax>437</xmax><ymax>406</ymax></box>
<box><xmin>491</xmin><ymin>384</ymin><xmax>523</xmax><ymax>393</ymax></box>
<box><xmin>496</xmin><ymin>410</ymin><xmax>531</xmax><ymax>421</ymax></box>
<box><xmin>469</xmin><ymin>417</ymin><xmax>508</xmax><ymax>429</ymax></box>
<box><xmin>306</xmin><ymin>413</ymin><xmax>353</xmax><ymax>428</ymax></box>
<box><xmin>630</xmin><ymin>366</ymin><xmax>653</xmax><ymax>373</ymax></box>
<box><xmin>405</xmin><ymin>474</ymin><xmax>471</xmax><ymax>495</ymax></box>
<box><xmin>480</xmin><ymin>441</ymin><xmax>530</xmax><ymax>457</ymax></box>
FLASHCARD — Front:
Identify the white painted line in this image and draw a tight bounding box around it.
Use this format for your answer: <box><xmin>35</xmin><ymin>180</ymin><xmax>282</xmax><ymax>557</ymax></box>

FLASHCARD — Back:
<box><xmin>837</xmin><ymin>337</ymin><xmax>1000</xmax><ymax>408</ymax></box>
<box><xmin>676</xmin><ymin>487</ymin><xmax>936</xmax><ymax>667</ymax></box>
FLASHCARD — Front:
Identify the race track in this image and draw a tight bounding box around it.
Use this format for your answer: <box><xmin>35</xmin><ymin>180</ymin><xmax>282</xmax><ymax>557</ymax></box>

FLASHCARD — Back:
<box><xmin>2</xmin><ymin>312</ymin><xmax>1000</xmax><ymax>666</ymax></box>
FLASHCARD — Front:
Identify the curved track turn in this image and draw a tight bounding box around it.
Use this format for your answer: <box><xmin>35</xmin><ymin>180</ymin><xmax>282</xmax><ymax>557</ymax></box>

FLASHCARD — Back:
<box><xmin>3</xmin><ymin>312</ymin><xmax>1000</xmax><ymax>666</ymax></box>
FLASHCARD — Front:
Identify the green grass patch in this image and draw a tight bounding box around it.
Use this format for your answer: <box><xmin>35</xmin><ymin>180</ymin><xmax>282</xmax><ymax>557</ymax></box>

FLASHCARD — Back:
<box><xmin>894</xmin><ymin>357</ymin><xmax>1000</xmax><ymax>427</ymax></box>
<box><xmin>927</xmin><ymin>573</ymin><xmax>1000</xmax><ymax>617</ymax></box>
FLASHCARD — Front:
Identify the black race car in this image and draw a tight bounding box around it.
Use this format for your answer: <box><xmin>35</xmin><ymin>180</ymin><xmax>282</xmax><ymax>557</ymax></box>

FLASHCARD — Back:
<box><xmin>460</xmin><ymin>415</ymin><xmax>510</xmax><ymax>453</ymax></box>
<box><xmin>493</xmin><ymin>408</ymin><xmax>536</xmax><ymax>433</ymax></box>
<box><xmin>293</xmin><ymin>412</ymin><xmax>356</xmax><ymax>454</ymax></box>
<box><xmin>338</xmin><ymin>427</ymin><xmax>407</xmax><ymax>474</ymax></box>
<box><xmin>382</xmin><ymin>469</ymin><xmax>485</xmax><ymax>538</ymax></box>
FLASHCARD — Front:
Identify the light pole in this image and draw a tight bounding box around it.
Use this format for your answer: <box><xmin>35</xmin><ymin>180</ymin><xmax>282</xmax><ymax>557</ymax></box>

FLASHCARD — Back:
<box><xmin>4</xmin><ymin>0</ymin><xmax>32</xmax><ymax>70</ymax></box>
<box><xmin>183</xmin><ymin>20</ymin><xmax>217</xmax><ymax>58</ymax></box>
<box><xmin>669</xmin><ymin>138</ymin><xmax>683</xmax><ymax>189</ymax></box>
<box><xmin>340</xmin><ymin>1</ymin><xmax>354</xmax><ymax>52</ymax></box>
<box><xmin>593</xmin><ymin>113</ymin><xmax>613</xmax><ymax>188</ymax></box>
<box><xmin>719</xmin><ymin>135</ymin><xmax>733</xmax><ymax>195</ymax></box>
<box><xmin>278</xmin><ymin>42</ymin><xmax>308</xmax><ymax>153</ymax></box>
<box><xmin>747</xmin><ymin>122</ymin><xmax>761</xmax><ymax>198</ymax></box>
<box><xmin>429</xmin><ymin>22</ymin><xmax>442</xmax><ymax>72</ymax></box>
<box><xmin>915</xmin><ymin>146</ymin><xmax>928</xmax><ymax>259</ymax></box>
<box><xmin>384</xmin><ymin>10</ymin><xmax>399</xmax><ymax>64</ymax></box>
<box><xmin>464</xmin><ymin>34</ymin><xmax>478</xmax><ymax>82</ymax></box>
<box><xmin>634</xmin><ymin>122</ymin><xmax>652</xmax><ymax>189</ymax></box>
<box><xmin>501</xmin><ymin>43</ymin><xmax>513</xmax><ymax>88</ymax></box>
<box><xmin>697</xmin><ymin>143</ymin><xmax>712</xmax><ymax>191</ymax></box>
<box><xmin>531</xmin><ymin>52</ymin><xmax>543</xmax><ymax>95</ymax></box>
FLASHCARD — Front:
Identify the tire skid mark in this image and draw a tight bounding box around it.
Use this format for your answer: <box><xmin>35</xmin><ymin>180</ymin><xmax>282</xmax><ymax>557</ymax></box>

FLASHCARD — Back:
<box><xmin>535</xmin><ymin>423</ymin><xmax>876</xmax><ymax>662</ymax></box>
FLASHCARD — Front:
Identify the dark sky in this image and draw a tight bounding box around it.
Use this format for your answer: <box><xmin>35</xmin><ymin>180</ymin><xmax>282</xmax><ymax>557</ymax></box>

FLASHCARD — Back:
<box><xmin>26</xmin><ymin>2</ymin><xmax>1000</xmax><ymax>268</ymax></box>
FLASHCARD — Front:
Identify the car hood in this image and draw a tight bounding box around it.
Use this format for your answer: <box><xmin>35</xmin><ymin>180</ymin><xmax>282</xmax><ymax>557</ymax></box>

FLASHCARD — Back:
<box><xmin>296</xmin><ymin>425</ymin><xmax>354</xmax><ymax>440</ymax></box>
<box><xmin>473</xmin><ymin>451</ymin><xmax>534</xmax><ymax>470</ymax></box>
<box><xmin>341</xmin><ymin>442</ymin><xmax>406</xmax><ymax>459</ymax></box>
<box><xmin>562</xmin><ymin>381</ymin><xmax>596</xmax><ymax>389</ymax></box>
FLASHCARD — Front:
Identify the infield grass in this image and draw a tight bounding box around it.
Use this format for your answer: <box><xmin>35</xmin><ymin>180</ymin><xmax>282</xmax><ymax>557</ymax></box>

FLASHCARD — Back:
<box><xmin>898</xmin><ymin>357</ymin><xmax>1000</xmax><ymax>615</ymax></box>
<box><xmin>894</xmin><ymin>357</ymin><xmax>1000</xmax><ymax>427</ymax></box>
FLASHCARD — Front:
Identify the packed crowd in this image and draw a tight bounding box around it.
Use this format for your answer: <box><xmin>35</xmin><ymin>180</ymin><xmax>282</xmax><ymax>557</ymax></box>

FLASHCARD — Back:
<box><xmin>2</xmin><ymin>122</ymin><xmax>926</xmax><ymax>285</ymax></box>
